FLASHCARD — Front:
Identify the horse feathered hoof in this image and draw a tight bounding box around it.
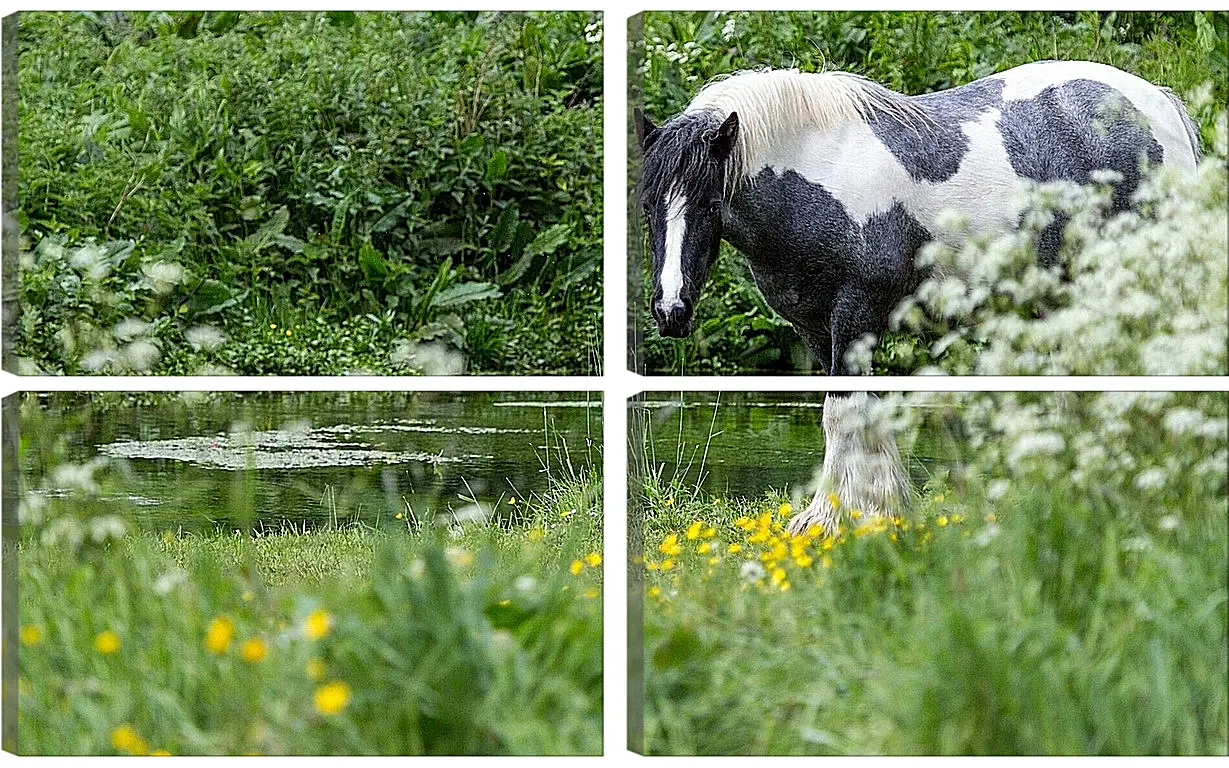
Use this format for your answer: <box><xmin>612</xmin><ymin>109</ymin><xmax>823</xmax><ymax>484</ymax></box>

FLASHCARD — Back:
<box><xmin>785</xmin><ymin>495</ymin><xmax>840</xmax><ymax>537</ymax></box>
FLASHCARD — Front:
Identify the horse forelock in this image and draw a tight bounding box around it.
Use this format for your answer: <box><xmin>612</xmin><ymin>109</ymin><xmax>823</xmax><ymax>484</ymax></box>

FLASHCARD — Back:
<box><xmin>638</xmin><ymin>110</ymin><xmax>726</xmax><ymax>208</ymax></box>
<box><xmin>684</xmin><ymin>68</ymin><xmax>932</xmax><ymax>192</ymax></box>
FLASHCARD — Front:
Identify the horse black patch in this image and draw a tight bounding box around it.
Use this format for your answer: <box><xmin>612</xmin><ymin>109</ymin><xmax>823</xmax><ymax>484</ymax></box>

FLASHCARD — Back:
<box><xmin>724</xmin><ymin>168</ymin><xmax>858</xmax><ymax>330</ymax></box>
<box><xmin>860</xmin><ymin>201</ymin><xmax>931</xmax><ymax>290</ymax></box>
<box><xmin>998</xmin><ymin>79</ymin><xmax>1163</xmax><ymax>211</ymax></box>
<box><xmin>867</xmin><ymin>78</ymin><xmax>1005</xmax><ymax>184</ymax></box>
<box><xmin>726</xmin><ymin>170</ymin><xmax>928</xmax><ymax>342</ymax></box>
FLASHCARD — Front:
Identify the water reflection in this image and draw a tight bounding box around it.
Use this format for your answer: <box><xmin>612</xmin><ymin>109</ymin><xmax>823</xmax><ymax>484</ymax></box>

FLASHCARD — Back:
<box><xmin>23</xmin><ymin>391</ymin><xmax>601</xmax><ymax>532</ymax></box>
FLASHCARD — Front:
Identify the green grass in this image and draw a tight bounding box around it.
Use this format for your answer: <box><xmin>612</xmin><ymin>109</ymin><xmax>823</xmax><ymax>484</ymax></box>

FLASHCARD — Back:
<box><xmin>634</xmin><ymin>392</ymin><xmax>1228</xmax><ymax>755</ymax></box>
<box><xmin>16</xmin><ymin>476</ymin><xmax>603</xmax><ymax>755</ymax></box>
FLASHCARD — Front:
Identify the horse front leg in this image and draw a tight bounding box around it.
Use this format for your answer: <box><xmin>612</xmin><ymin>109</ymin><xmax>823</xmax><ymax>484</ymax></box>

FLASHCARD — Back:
<box><xmin>787</xmin><ymin>288</ymin><xmax>910</xmax><ymax>536</ymax></box>
<box><xmin>786</xmin><ymin>391</ymin><xmax>910</xmax><ymax>536</ymax></box>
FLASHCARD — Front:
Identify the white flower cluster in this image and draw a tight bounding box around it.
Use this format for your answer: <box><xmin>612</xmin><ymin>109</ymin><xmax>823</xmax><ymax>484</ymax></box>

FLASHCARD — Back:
<box><xmin>895</xmin><ymin>112</ymin><xmax>1228</xmax><ymax>377</ymax></box>
<box><xmin>641</xmin><ymin>37</ymin><xmax>703</xmax><ymax>81</ymax></box>
<box><xmin>22</xmin><ymin>456</ymin><xmax>131</xmax><ymax>550</ymax></box>
<box><xmin>883</xmin><ymin>390</ymin><xmax>1227</xmax><ymax>533</ymax></box>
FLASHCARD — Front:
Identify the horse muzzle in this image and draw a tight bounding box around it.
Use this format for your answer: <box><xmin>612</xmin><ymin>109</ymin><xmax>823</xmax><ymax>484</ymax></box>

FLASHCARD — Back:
<box><xmin>652</xmin><ymin>299</ymin><xmax>693</xmax><ymax>338</ymax></box>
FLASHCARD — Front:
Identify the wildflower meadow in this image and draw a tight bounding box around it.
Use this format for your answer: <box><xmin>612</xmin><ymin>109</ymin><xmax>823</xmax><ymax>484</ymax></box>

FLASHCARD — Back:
<box><xmin>633</xmin><ymin>390</ymin><xmax>1227</xmax><ymax>755</ymax></box>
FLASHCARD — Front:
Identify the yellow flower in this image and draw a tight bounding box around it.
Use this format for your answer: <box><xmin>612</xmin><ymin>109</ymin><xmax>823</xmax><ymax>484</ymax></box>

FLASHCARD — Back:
<box><xmin>527</xmin><ymin>527</ymin><xmax>545</xmax><ymax>541</ymax></box>
<box><xmin>645</xmin><ymin>560</ymin><xmax>660</xmax><ymax>571</ymax></box>
<box><xmin>285</xmin><ymin>329</ymin><xmax>292</xmax><ymax>337</ymax></box>
<box><xmin>395</xmin><ymin>512</ymin><xmax>404</xmax><ymax>520</ymax></box>
<box><xmin>305</xmin><ymin>657</ymin><xmax>326</xmax><ymax>680</ymax></box>
<box><xmin>794</xmin><ymin>553</ymin><xmax>814</xmax><ymax>568</ymax></box>
<box><xmin>150</xmin><ymin>750</ymin><xmax>173</xmax><ymax>756</ymax></box>
<box><xmin>240</xmin><ymin>637</ymin><xmax>268</xmax><ymax>663</ymax></box>
<box><xmin>560</xmin><ymin>508</ymin><xmax>575</xmax><ymax>518</ymax></box>
<box><xmin>778</xmin><ymin>502</ymin><xmax>792</xmax><ymax>517</ymax></box>
<box><xmin>269</xmin><ymin>323</ymin><xmax>277</xmax><ymax>329</ymax></box>
<box><xmin>242</xmin><ymin>590</ymin><xmax>255</xmax><ymax>603</ymax></box>
<box><xmin>734</xmin><ymin>516</ymin><xmax>756</xmax><ymax>531</ymax></box>
<box><xmin>94</xmin><ymin>630</ymin><xmax>121</xmax><ymax>655</ymax></box>
<box><xmin>313</xmin><ymin>680</ymin><xmax>352</xmax><ymax>715</ymax></box>
<box><xmin>984</xmin><ymin>512</ymin><xmax>997</xmax><ymax>523</ymax></box>
<box><xmin>446</xmin><ymin>547</ymin><xmax>473</xmax><ymax>568</ymax></box>
<box><xmin>508</xmin><ymin>497</ymin><xmax>517</xmax><ymax>505</ymax></box>
<box><xmin>19</xmin><ymin>624</ymin><xmax>43</xmax><ymax>647</ymax></box>
<box><xmin>937</xmin><ymin>515</ymin><xmax>949</xmax><ymax>527</ymax></box>
<box><xmin>826</xmin><ymin>492</ymin><xmax>841</xmax><ymax>508</ymax></box>
<box><xmin>584</xmin><ymin>552</ymin><xmax>602</xmax><ymax>567</ymax></box>
<box><xmin>647</xmin><ymin>586</ymin><xmax>661</xmax><ymax>598</ymax></box>
<box><xmin>303</xmin><ymin>610</ymin><xmax>333</xmax><ymax>641</ymax></box>
<box><xmin>111</xmin><ymin>724</ymin><xmax>148</xmax><ymax>755</ymax></box>
<box><xmin>951</xmin><ymin>513</ymin><xmax>966</xmax><ymax>524</ymax></box>
<box><xmin>661</xmin><ymin>558</ymin><xmax>675</xmax><ymax>572</ymax></box>
<box><xmin>583</xmin><ymin>587</ymin><xmax>599</xmax><ymax>599</ymax></box>
<box><xmin>659</xmin><ymin>534</ymin><xmax>682</xmax><ymax>556</ymax></box>
<box><xmin>697</xmin><ymin>541</ymin><xmax>712</xmax><ymax>555</ymax></box>
<box><xmin>727</xmin><ymin>543</ymin><xmax>742</xmax><ymax>554</ymax></box>
<box><xmin>702</xmin><ymin>526</ymin><xmax>716</xmax><ymax>538</ymax></box>
<box><xmin>570</xmin><ymin>559</ymin><xmax>584</xmax><ymax>575</ymax></box>
<box><xmin>205</xmin><ymin>616</ymin><xmax>235</xmax><ymax>654</ymax></box>
<box><xmin>685</xmin><ymin>521</ymin><xmax>703</xmax><ymax>540</ymax></box>
<box><xmin>935</xmin><ymin>494</ymin><xmax>946</xmax><ymax>502</ymax></box>
<box><xmin>707</xmin><ymin>556</ymin><xmax>719</xmax><ymax>566</ymax></box>
<box><xmin>850</xmin><ymin>509</ymin><xmax>863</xmax><ymax>519</ymax></box>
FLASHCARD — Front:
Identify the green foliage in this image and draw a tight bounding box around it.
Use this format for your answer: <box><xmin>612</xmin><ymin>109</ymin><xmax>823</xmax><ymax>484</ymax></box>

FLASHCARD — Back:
<box><xmin>18</xmin><ymin>10</ymin><xmax>603</xmax><ymax>374</ymax></box>
<box><xmin>633</xmin><ymin>11</ymin><xmax>1228</xmax><ymax>374</ymax></box>
<box><xmin>17</xmin><ymin>476</ymin><xmax>604</xmax><ymax>754</ymax></box>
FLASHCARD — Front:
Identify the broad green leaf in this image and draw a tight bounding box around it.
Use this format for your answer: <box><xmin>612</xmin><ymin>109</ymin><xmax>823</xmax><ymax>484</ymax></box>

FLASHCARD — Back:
<box><xmin>485</xmin><ymin>150</ymin><xmax>508</xmax><ymax>182</ymax></box>
<box><xmin>430</xmin><ymin>281</ymin><xmax>502</xmax><ymax>308</ymax></box>
<box><xmin>358</xmin><ymin>242</ymin><xmax>389</xmax><ymax>280</ymax></box>
<box><xmin>491</xmin><ymin>204</ymin><xmax>519</xmax><ymax>253</ymax></box>
<box><xmin>370</xmin><ymin>196</ymin><xmax>413</xmax><ymax>234</ymax></box>
<box><xmin>246</xmin><ymin>206</ymin><xmax>289</xmax><ymax>251</ymax></box>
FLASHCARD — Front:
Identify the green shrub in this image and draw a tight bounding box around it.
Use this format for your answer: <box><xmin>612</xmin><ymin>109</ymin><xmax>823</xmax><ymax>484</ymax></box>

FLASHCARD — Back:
<box><xmin>18</xmin><ymin>11</ymin><xmax>603</xmax><ymax>374</ymax></box>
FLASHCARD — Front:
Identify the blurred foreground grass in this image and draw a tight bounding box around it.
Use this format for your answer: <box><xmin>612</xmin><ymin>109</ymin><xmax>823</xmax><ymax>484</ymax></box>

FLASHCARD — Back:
<box><xmin>16</xmin><ymin>477</ymin><xmax>603</xmax><ymax>755</ymax></box>
<box><xmin>636</xmin><ymin>393</ymin><xmax>1228</xmax><ymax>755</ymax></box>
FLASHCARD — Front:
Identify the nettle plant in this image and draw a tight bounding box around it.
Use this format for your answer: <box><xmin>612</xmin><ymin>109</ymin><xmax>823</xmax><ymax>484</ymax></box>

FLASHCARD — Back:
<box><xmin>892</xmin><ymin>102</ymin><xmax>1228</xmax><ymax>377</ymax></box>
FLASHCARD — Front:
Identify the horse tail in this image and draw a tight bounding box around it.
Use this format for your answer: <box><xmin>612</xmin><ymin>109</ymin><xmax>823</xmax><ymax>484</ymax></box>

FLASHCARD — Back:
<box><xmin>1160</xmin><ymin>86</ymin><xmax>1203</xmax><ymax>164</ymax></box>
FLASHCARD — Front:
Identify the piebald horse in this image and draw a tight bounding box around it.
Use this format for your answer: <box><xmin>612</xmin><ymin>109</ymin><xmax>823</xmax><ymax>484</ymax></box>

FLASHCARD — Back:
<box><xmin>635</xmin><ymin>61</ymin><xmax>1200</xmax><ymax>533</ymax></box>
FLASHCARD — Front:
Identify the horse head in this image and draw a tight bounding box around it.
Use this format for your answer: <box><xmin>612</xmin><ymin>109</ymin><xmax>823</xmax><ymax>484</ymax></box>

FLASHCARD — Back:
<box><xmin>635</xmin><ymin>108</ymin><xmax>739</xmax><ymax>338</ymax></box>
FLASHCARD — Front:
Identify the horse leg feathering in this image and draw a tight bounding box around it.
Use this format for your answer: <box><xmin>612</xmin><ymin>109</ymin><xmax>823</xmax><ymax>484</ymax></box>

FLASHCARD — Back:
<box><xmin>786</xmin><ymin>392</ymin><xmax>910</xmax><ymax>536</ymax></box>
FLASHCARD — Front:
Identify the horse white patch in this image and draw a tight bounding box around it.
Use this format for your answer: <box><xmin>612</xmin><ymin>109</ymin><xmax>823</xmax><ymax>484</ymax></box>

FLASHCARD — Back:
<box><xmin>660</xmin><ymin>188</ymin><xmax>688</xmax><ymax>310</ymax></box>
<box><xmin>765</xmin><ymin>110</ymin><xmax>1019</xmax><ymax>239</ymax></box>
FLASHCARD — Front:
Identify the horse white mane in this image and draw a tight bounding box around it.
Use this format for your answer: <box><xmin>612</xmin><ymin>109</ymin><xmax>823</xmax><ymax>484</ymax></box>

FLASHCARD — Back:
<box><xmin>685</xmin><ymin>68</ymin><xmax>930</xmax><ymax>187</ymax></box>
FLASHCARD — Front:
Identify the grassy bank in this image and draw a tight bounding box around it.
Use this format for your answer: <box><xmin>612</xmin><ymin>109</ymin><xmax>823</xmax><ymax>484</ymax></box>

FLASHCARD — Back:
<box><xmin>635</xmin><ymin>392</ymin><xmax>1227</xmax><ymax>754</ymax></box>
<box><xmin>16</xmin><ymin>476</ymin><xmax>603</xmax><ymax>755</ymax></box>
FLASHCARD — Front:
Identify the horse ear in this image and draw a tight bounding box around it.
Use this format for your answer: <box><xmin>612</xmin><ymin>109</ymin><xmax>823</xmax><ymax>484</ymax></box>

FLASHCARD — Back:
<box><xmin>634</xmin><ymin>108</ymin><xmax>659</xmax><ymax>151</ymax></box>
<box><xmin>710</xmin><ymin>111</ymin><xmax>739</xmax><ymax>162</ymax></box>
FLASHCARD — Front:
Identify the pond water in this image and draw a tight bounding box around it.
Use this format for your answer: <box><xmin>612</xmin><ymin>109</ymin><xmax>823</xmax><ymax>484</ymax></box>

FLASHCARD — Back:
<box><xmin>22</xmin><ymin>391</ymin><xmax>601</xmax><ymax>533</ymax></box>
<box><xmin>633</xmin><ymin>392</ymin><xmax>948</xmax><ymax>499</ymax></box>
